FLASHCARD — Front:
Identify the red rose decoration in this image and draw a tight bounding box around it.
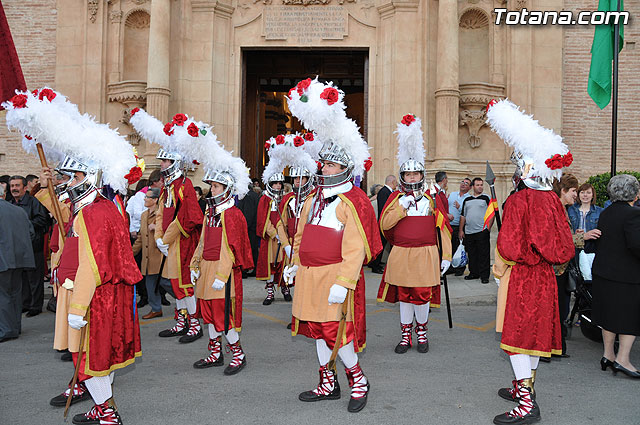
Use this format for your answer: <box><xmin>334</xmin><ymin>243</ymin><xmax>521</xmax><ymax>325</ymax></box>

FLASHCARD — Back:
<box><xmin>562</xmin><ymin>152</ymin><xmax>573</xmax><ymax>167</ymax></box>
<box><xmin>293</xmin><ymin>136</ymin><xmax>304</xmax><ymax>147</ymax></box>
<box><xmin>486</xmin><ymin>99</ymin><xmax>498</xmax><ymax>112</ymax></box>
<box><xmin>38</xmin><ymin>88</ymin><xmax>57</xmax><ymax>102</ymax></box>
<box><xmin>264</xmin><ymin>141</ymin><xmax>271</xmax><ymax>151</ymax></box>
<box><xmin>296</xmin><ymin>78</ymin><xmax>312</xmax><ymax>95</ymax></box>
<box><xmin>130</xmin><ymin>107</ymin><xmax>140</xmax><ymax>117</ymax></box>
<box><xmin>31</xmin><ymin>89</ymin><xmax>39</xmax><ymax>96</ymax></box>
<box><xmin>545</xmin><ymin>154</ymin><xmax>564</xmax><ymax>170</ymax></box>
<box><xmin>187</xmin><ymin>122</ymin><xmax>199</xmax><ymax>137</ymax></box>
<box><xmin>320</xmin><ymin>87</ymin><xmax>339</xmax><ymax>105</ymax></box>
<box><xmin>304</xmin><ymin>132</ymin><xmax>314</xmax><ymax>141</ymax></box>
<box><xmin>172</xmin><ymin>113</ymin><xmax>188</xmax><ymax>126</ymax></box>
<box><xmin>192</xmin><ymin>160</ymin><xmax>200</xmax><ymax>165</ymax></box>
<box><xmin>275</xmin><ymin>134</ymin><xmax>285</xmax><ymax>145</ymax></box>
<box><xmin>401</xmin><ymin>114</ymin><xmax>415</xmax><ymax>126</ymax></box>
<box><xmin>10</xmin><ymin>94</ymin><xmax>28</xmax><ymax>109</ymax></box>
<box><xmin>163</xmin><ymin>122</ymin><xmax>174</xmax><ymax>136</ymax></box>
<box><xmin>364</xmin><ymin>157</ymin><xmax>373</xmax><ymax>172</ymax></box>
<box><xmin>316</xmin><ymin>161</ymin><xmax>323</xmax><ymax>170</ymax></box>
<box><xmin>124</xmin><ymin>166</ymin><xmax>143</xmax><ymax>185</ymax></box>
<box><xmin>25</xmin><ymin>135</ymin><xmax>33</xmax><ymax>140</ymax></box>
<box><xmin>287</xmin><ymin>87</ymin><xmax>295</xmax><ymax>99</ymax></box>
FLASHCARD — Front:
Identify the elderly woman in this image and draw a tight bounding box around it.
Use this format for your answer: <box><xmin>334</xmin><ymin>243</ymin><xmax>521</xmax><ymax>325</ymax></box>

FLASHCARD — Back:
<box><xmin>588</xmin><ymin>174</ymin><xmax>640</xmax><ymax>378</ymax></box>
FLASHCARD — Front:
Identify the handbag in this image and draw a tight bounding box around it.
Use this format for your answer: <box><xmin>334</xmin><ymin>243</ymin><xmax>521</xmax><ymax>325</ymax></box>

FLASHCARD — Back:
<box><xmin>565</xmin><ymin>258</ymin><xmax>582</xmax><ymax>293</ymax></box>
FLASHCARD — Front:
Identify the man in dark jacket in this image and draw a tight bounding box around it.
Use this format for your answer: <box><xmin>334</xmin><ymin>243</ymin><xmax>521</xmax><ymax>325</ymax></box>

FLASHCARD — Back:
<box><xmin>237</xmin><ymin>185</ymin><xmax>261</xmax><ymax>276</ymax></box>
<box><xmin>370</xmin><ymin>175</ymin><xmax>397</xmax><ymax>273</ymax></box>
<box><xmin>9</xmin><ymin>175</ymin><xmax>50</xmax><ymax>316</ymax></box>
<box><xmin>0</xmin><ymin>183</ymin><xmax>35</xmax><ymax>342</ymax></box>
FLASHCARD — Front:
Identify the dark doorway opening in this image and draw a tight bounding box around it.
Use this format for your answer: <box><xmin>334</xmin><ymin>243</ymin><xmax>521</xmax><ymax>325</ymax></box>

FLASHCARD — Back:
<box><xmin>241</xmin><ymin>49</ymin><xmax>368</xmax><ymax>187</ymax></box>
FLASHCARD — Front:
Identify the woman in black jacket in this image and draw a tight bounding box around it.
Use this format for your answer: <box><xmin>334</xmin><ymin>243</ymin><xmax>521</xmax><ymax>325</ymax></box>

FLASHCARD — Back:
<box><xmin>588</xmin><ymin>174</ymin><xmax>640</xmax><ymax>379</ymax></box>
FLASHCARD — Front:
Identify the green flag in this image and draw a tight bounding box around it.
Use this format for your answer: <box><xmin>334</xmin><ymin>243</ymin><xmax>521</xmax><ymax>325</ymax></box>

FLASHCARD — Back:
<box><xmin>587</xmin><ymin>0</ymin><xmax>624</xmax><ymax>109</ymax></box>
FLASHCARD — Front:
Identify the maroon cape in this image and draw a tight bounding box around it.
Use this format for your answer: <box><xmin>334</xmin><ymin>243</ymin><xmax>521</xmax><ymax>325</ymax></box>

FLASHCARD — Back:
<box><xmin>256</xmin><ymin>195</ymin><xmax>281</xmax><ymax>280</ymax></box>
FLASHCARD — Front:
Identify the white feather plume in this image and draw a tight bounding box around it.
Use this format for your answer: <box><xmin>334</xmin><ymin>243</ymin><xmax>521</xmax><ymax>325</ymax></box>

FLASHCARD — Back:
<box><xmin>395</xmin><ymin>115</ymin><xmax>425</xmax><ymax>167</ymax></box>
<box><xmin>261</xmin><ymin>133</ymin><xmax>320</xmax><ymax>185</ymax></box>
<box><xmin>486</xmin><ymin>99</ymin><xmax>570</xmax><ymax>180</ymax></box>
<box><xmin>129</xmin><ymin>108</ymin><xmax>174</xmax><ymax>153</ymax></box>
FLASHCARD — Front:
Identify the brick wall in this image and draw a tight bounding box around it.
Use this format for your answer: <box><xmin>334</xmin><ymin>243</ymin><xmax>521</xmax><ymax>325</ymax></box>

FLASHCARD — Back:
<box><xmin>0</xmin><ymin>1</ymin><xmax>57</xmax><ymax>177</ymax></box>
<box><xmin>562</xmin><ymin>0</ymin><xmax>639</xmax><ymax>182</ymax></box>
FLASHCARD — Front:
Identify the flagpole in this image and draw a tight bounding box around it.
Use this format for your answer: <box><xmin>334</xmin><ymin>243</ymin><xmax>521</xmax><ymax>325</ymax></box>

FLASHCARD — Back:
<box><xmin>611</xmin><ymin>0</ymin><xmax>621</xmax><ymax>178</ymax></box>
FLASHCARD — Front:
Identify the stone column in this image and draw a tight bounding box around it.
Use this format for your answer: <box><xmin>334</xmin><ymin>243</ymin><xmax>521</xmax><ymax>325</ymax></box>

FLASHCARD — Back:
<box><xmin>145</xmin><ymin>0</ymin><xmax>171</xmax><ymax>122</ymax></box>
<box><xmin>434</xmin><ymin>0</ymin><xmax>461</xmax><ymax>166</ymax></box>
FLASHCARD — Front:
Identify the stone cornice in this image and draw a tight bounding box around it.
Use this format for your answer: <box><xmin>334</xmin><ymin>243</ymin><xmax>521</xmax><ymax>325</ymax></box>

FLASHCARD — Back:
<box><xmin>377</xmin><ymin>0</ymin><xmax>419</xmax><ymax>18</ymax></box>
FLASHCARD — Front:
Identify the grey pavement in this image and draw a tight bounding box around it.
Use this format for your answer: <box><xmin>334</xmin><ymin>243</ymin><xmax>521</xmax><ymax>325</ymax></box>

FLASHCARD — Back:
<box><xmin>1</xmin><ymin>271</ymin><xmax>639</xmax><ymax>424</ymax></box>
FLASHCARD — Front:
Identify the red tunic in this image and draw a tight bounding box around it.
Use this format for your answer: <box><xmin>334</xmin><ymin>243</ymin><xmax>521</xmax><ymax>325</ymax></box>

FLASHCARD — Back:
<box><xmin>497</xmin><ymin>189</ymin><xmax>574</xmax><ymax>356</ymax></box>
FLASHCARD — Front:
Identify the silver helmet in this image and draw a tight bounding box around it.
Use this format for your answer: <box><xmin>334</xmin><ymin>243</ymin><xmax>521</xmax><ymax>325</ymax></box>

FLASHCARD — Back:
<box><xmin>203</xmin><ymin>169</ymin><xmax>235</xmax><ymax>212</ymax></box>
<box><xmin>510</xmin><ymin>151</ymin><xmax>553</xmax><ymax>191</ymax></box>
<box><xmin>289</xmin><ymin>166</ymin><xmax>315</xmax><ymax>198</ymax></box>
<box><xmin>54</xmin><ymin>160</ymin><xmax>75</xmax><ymax>202</ymax></box>
<box><xmin>265</xmin><ymin>172</ymin><xmax>285</xmax><ymax>201</ymax></box>
<box><xmin>399</xmin><ymin>159</ymin><xmax>426</xmax><ymax>199</ymax></box>
<box><xmin>157</xmin><ymin>148</ymin><xmax>183</xmax><ymax>185</ymax></box>
<box><xmin>316</xmin><ymin>142</ymin><xmax>354</xmax><ymax>188</ymax></box>
<box><xmin>58</xmin><ymin>156</ymin><xmax>102</xmax><ymax>213</ymax></box>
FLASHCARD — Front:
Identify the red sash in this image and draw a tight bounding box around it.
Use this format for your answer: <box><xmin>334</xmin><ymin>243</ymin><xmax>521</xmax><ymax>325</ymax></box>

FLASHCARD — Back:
<box><xmin>269</xmin><ymin>207</ymin><xmax>279</xmax><ymax>228</ymax></box>
<box><xmin>287</xmin><ymin>215</ymin><xmax>297</xmax><ymax>239</ymax></box>
<box><xmin>299</xmin><ymin>224</ymin><xmax>343</xmax><ymax>267</ymax></box>
<box><xmin>202</xmin><ymin>226</ymin><xmax>223</xmax><ymax>261</ymax></box>
<box><xmin>162</xmin><ymin>205</ymin><xmax>175</xmax><ymax>232</ymax></box>
<box><xmin>57</xmin><ymin>236</ymin><xmax>79</xmax><ymax>283</ymax></box>
<box><xmin>392</xmin><ymin>216</ymin><xmax>437</xmax><ymax>247</ymax></box>
<box><xmin>50</xmin><ymin>223</ymin><xmax>60</xmax><ymax>253</ymax></box>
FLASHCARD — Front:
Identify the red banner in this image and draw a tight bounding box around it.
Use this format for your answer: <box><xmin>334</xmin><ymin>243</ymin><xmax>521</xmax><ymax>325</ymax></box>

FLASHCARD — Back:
<box><xmin>0</xmin><ymin>3</ymin><xmax>26</xmax><ymax>109</ymax></box>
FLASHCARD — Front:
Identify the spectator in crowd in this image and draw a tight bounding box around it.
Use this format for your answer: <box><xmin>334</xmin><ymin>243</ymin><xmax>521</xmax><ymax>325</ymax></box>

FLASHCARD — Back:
<box><xmin>459</xmin><ymin>177</ymin><xmax>492</xmax><ymax>283</ymax></box>
<box><xmin>568</xmin><ymin>183</ymin><xmax>603</xmax><ymax>233</ymax></box>
<box><xmin>369</xmin><ymin>184</ymin><xmax>382</xmax><ymax>218</ymax></box>
<box><xmin>132</xmin><ymin>188</ymin><xmax>165</xmax><ymax>319</ymax></box>
<box><xmin>126</xmin><ymin>177</ymin><xmax>150</xmax><ymax>308</ymax></box>
<box><xmin>0</xmin><ymin>183</ymin><xmax>35</xmax><ymax>342</ymax></box>
<box><xmin>370</xmin><ymin>175</ymin><xmax>397</xmax><ymax>274</ymax></box>
<box><xmin>25</xmin><ymin>174</ymin><xmax>39</xmax><ymax>194</ymax></box>
<box><xmin>587</xmin><ymin>174</ymin><xmax>640</xmax><ymax>378</ymax></box>
<box><xmin>237</xmin><ymin>183</ymin><xmax>261</xmax><ymax>277</ymax></box>
<box><xmin>9</xmin><ymin>175</ymin><xmax>50</xmax><ymax>316</ymax></box>
<box><xmin>434</xmin><ymin>171</ymin><xmax>452</xmax><ymax>220</ymax></box>
<box><xmin>448</xmin><ymin>177</ymin><xmax>472</xmax><ymax>275</ymax></box>
<box><xmin>0</xmin><ymin>175</ymin><xmax>14</xmax><ymax>203</ymax></box>
<box><xmin>284</xmin><ymin>182</ymin><xmax>293</xmax><ymax>194</ymax></box>
<box><xmin>194</xmin><ymin>185</ymin><xmax>207</xmax><ymax>214</ymax></box>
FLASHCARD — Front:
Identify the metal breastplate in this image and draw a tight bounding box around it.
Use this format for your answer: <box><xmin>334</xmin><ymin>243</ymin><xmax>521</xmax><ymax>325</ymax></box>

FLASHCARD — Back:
<box><xmin>406</xmin><ymin>195</ymin><xmax>432</xmax><ymax>217</ymax></box>
<box><xmin>308</xmin><ymin>196</ymin><xmax>345</xmax><ymax>231</ymax></box>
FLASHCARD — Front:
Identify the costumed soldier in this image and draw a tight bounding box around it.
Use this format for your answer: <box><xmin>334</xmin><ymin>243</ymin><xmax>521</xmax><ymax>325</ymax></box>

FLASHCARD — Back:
<box><xmin>257</xmin><ymin>170</ymin><xmax>287</xmax><ymax>304</ymax></box>
<box><xmin>179</xmin><ymin>117</ymin><xmax>253</xmax><ymax>374</ymax></box>
<box><xmin>130</xmin><ymin>109</ymin><xmax>204</xmax><ymax>343</ymax></box>
<box><xmin>377</xmin><ymin>115</ymin><xmax>452</xmax><ymax>354</ymax></box>
<box><xmin>486</xmin><ymin>100</ymin><xmax>575</xmax><ymax>424</ymax></box>
<box><xmin>4</xmin><ymin>88</ymin><xmax>144</xmax><ymax>424</ymax></box>
<box><xmin>284</xmin><ymin>78</ymin><xmax>382</xmax><ymax>413</ymax></box>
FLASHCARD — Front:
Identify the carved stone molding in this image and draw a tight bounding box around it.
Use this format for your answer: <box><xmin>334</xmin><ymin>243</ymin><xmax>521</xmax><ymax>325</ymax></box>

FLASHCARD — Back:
<box><xmin>110</xmin><ymin>10</ymin><xmax>124</xmax><ymax>23</ymax></box>
<box><xmin>107</xmin><ymin>80</ymin><xmax>147</xmax><ymax>109</ymax></box>
<box><xmin>125</xmin><ymin>10</ymin><xmax>151</xmax><ymax>28</ymax></box>
<box><xmin>458</xmin><ymin>82</ymin><xmax>504</xmax><ymax>148</ymax></box>
<box><xmin>281</xmin><ymin>0</ymin><xmax>355</xmax><ymax>4</ymax></box>
<box><xmin>130</xmin><ymin>0</ymin><xmax>150</xmax><ymax>4</ymax></box>
<box><xmin>459</xmin><ymin>8</ymin><xmax>489</xmax><ymax>29</ymax></box>
<box><xmin>459</xmin><ymin>110</ymin><xmax>486</xmax><ymax>148</ymax></box>
<box><xmin>88</xmin><ymin>0</ymin><xmax>99</xmax><ymax>23</ymax></box>
<box><xmin>513</xmin><ymin>0</ymin><xmax>527</xmax><ymax>11</ymax></box>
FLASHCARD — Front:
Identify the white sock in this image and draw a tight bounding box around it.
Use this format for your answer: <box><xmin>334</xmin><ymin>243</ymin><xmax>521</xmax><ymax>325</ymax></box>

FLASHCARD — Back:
<box><xmin>175</xmin><ymin>298</ymin><xmax>185</xmax><ymax>310</ymax></box>
<box><xmin>84</xmin><ymin>375</ymin><xmax>112</xmax><ymax>405</ymax></box>
<box><xmin>208</xmin><ymin>324</ymin><xmax>221</xmax><ymax>340</ymax></box>
<box><xmin>414</xmin><ymin>302</ymin><xmax>430</xmax><ymax>324</ymax></box>
<box><xmin>316</xmin><ymin>339</ymin><xmax>331</xmax><ymax>366</ymax></box>
<box><xmin>225</xmin><ymin>328</ymin><xmax>240</xmax><ymax>344</ymax></box>
<box><xmin>338</xmin><ymin>341</ymin><xmax>358</xmax><ymax>369</ymax></box>
<box><xmin>399</xmin><ymin>302</ymin><xmax>415</xmax><ymax>325</ymax></box>
<box><xmin>267</xmin><ymin>274</ymin><xmax>274</xmax><ymax>283</ymax></box>
<box><xmin>184</xmin><ymin>296</ymin><xmax>197</xmax><ymax>315</ymax></box>
<box><xmin>109</xmin><ymin>372</ymin><xmax>114</xmax><ymax>385</ymax></box>
<box><xmin>530</xmin><ymin>355</ymin><xmax>540</xmax><ymax>370</ymax></box>
<box><xmin>509</xmin><ymin>354</ymin><xmax>532</xmax><ymax>381</ymax></box>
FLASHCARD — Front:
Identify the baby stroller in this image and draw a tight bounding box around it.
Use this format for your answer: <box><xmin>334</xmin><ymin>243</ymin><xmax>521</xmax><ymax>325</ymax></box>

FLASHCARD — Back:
<box><xmin>566</xmin><ymin>257</ymin><xmax>602</xmax><ymax>342</ymax></box>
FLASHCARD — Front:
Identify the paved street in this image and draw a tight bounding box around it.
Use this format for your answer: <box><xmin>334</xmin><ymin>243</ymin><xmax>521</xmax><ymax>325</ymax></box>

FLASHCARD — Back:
<box><xmin>1</xmin><ymin>271</ymin><xmax>639</xmax><ymax>424</ymax></box>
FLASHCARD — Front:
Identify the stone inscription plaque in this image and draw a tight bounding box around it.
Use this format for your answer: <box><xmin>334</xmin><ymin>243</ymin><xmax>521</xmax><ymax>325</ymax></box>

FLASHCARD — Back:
<box><xmin>263</xmin><ymin>6</ymin><xmax>348</xmax><ymax>43</ymax></box>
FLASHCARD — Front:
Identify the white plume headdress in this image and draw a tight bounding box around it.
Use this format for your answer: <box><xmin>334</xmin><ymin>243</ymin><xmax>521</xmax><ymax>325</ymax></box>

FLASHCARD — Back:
<box><xmin>3</xmin><ymin>88</ymin><xmax>139</xmax><ymax>194</ymax></box>
<box><xmin>261</xmin><ymin>132</ymin><xmax>321</xmax><ymax>185</ymax></box>
<box><xmin>395</xmin><ymin>114</ymin><xmax>425</xmax><ymax>167</ymax></box>
<box><xmin>286</xmin><ymin>77</ymin><xmax>372</xmax><ymax>177</ymax></box>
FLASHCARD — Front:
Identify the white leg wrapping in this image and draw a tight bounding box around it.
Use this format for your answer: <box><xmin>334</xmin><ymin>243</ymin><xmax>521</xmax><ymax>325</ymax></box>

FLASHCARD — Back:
<box><xmin>414</xmin><ymin>302</ymin><xmax>430</xmax><ymax>324</ymax></box>
<box><xmin>267</xmin><ymin>274</ymin><xmax>274</xmax><ymax>283</ymax></box>
<box><xmin>316</xmin><ymin>339</ymin><xmax>331</xmax><ymax>366</ymax></box>
<box><xmin>225</xmin><ymin>328</ymin><xmax>240</xmax><ymax>344</ymax></box>
<box><xmin>509</xmin><ymin>354</ymin><xmax>532</xmax><ymax>381</ymax></box>
<box><xmin>184</xmin><ymin>296</ymin><xmax>197</xmax><ymax>315</ymax></box>
<box><xmin>530</xmin><ymin>355</ymin><xmax>540</xmax><ymax>370</ymax></box>
<box><xmin>338</xmin><ymin>341</ymin><xmax>358</xmax><ymax>369</ymax></box>
<box><xmin>175</xmin><ymin>298</ymin><xmax>185</xmax><ymax>310</ymax></box>
<box><xmin>399</xmin><ymin>302</ymin><xmax>415</xmax><ymax>325</ymax></box>
<box><xmin>84</xmin><ymin>375</ymin><xmax>112</xmax><ymax>405</ymax></box>
<box><xmin>208</xmin><ymin>324</ymin><xmax>221</xmax><ymax>340</ymax></box>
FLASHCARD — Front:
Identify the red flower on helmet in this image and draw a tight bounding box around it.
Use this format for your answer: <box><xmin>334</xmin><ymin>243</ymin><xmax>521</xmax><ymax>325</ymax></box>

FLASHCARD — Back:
<box><xmin>187</xmin><ymin>122</ymin><xmax>199</xmax><ymax>137</ymax></box>
<box><xmin>192</xmin><ymin>160</ymin><xmax>200</xmax><ymax>165</ymax></box>
<box><xmin>401</xmin><ymin>114</ymin><xmax>415</xmax><ymax>126</ymax></box>
<box><xmin>304</xmin><ymin>132</ymin><xmax>314</xmax><ymax>141</ymax></box>
<box><xmin>364</xmin><ymin>157</ymin><xmax>373</xmax><ymax>172</ymax></box>
<box><xmin>486</xmin><ymin>99</ymin><xmax>499</xmax><ymax>112</ymax></box>
<box><xmin>10</xmin><ymin>94</ymin><xmax>28</xmax><ymax>108</ymax></box>
<box><xmin>125</xmin><ymin>166</ymin><xmax>143</xmax><ymax>185</ymax></box>
<box><xmin>316</xmin><ymin>161</ymin><xmax>323</xmax><ymax>170</ymax></box>
<box><xmin>172</xmin><ymin>113</ymin><xmax>188</xmax><ymax>126</ymax></box>
<box><xmin>293</xmin><ymin>136</ymin><xmax>305</xmax><ymax>147</ymax></box>
<box><xmin>163</xmin><ymin>122</ymin><xmax>174</xmax><ymax>136</ymax></box>
<box><xmin>320</xmin><ymin>87</ymin><xmax>339</xmax><ymax>105</ymax></box>
<box><xmin>275</xmin><ymin>134</ymin><xmax>285</xmax><ymax>145</ymax></box>
<box><xmin>25</xmin><ymin>135</ymin><xmax>33</xmax><ymax>140</ymax></box>
<box><xmin>562</xmin><ymin>151</ymin><xmax>573</xmax><ymax>167</ymax></box>
<box><xmin>545</xmin><ymin>154</ymin><xmax>564</xmax><ymax>170</ymax></box>
<box><xmin>130</xmin><ymin>107</ymin><xmax>140</xmax><ymax>117</ymax></box>
<box><xmin>264</xmin><ymin>141</ymin><xmax>271</xmax><ymax>151</ymax></box>
<box><xmin>296</xmin><ymin>78</ymin><xmax>312</xmax><ymax>95</ymax></box>
<box><xmin>31</xmin><ymin>89</ymin><xmax>39</xmax><ymax>96</ymax></box>
<box><xmin>287</xmin><ymin>87</ymin><xmax>295</xmax><ymax>100</ymax></box>
<box><xmin>38</xmin><ymin>88</ymin><xmax>56</xmax><ymax>102</ymax></box>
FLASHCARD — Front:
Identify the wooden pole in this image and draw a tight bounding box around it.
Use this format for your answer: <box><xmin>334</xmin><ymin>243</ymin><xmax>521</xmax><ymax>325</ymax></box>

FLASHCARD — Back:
<box><xmin>35</xmin><ymin>143</ymin><xmax>65</xmax><ymax>243</ymax></box>
<box><xmin>63</xmin><ymin>326</ymin><xmax>87</xmax><ymax>419</ymax></box>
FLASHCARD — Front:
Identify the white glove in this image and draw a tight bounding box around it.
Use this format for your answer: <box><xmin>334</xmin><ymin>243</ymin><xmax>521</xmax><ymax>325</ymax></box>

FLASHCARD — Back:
<box><xmin>283</xmin><ymin>265</ymin><xmax>298</xmax><ymax>285</ymax></box>
<box><xmin>275</xmin><ymin>234</ymin><xmax>280</xmax><ymax>243</ymax></box>
<box><xmin>495</xmin><ymin>277</ymin><xmax>501</xmax><ymax>287</ymax></box>
<box><xmin>399</xmin><ymin>194</ymin><xmax>415</xmax><ymax>209</ymax></box>
<box><xmin>190</xmin><ymin>269</ymin><xmax>200</xmax><ymax>285</ymax></box>
<box><xmin>212</xmin><ymin>278</ymin><xmax>225</xmax><ymax>290</ymax></box>
<box><xmin>440</xmin><ymin>259</ymin><xmax>451</xmax><ymax>276</ymax></box>
<box><xmin>284</xmin><ymin>245</ymin><xmax>292</xmax><ymax>259</ymax></box>
<box><xmin>156</xmin><ymin>238</ymin><xmax>169</xmax><ymax>256</ymax></box>
<box><xmin>68</xmin><ymin>313</ymin><xmax>87</xmax><ymax>330</ymax></box>
<box><xmin>328</xmin><ymin>284</ymin><xmax>348</xmax><ymax>304</ymax></box>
